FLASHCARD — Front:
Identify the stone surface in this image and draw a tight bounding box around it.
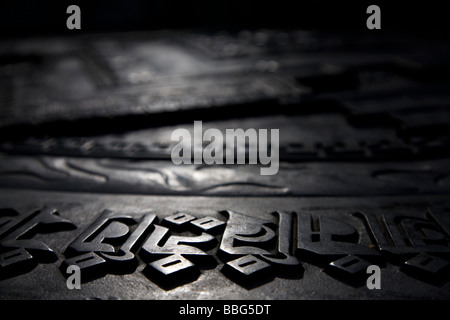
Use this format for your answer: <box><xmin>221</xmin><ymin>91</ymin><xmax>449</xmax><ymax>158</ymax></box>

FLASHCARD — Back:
<box><xmin>1</xmin><ymin>29</ymin><xmax>450</xmax><ymax>299</ymax></box>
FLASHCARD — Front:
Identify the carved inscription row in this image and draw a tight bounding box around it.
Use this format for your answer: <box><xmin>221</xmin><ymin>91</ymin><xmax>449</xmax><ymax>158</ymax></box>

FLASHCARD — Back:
<box><xmin>1</xmin><ymin>206</ymin><xmax>449</xmax><ymax>289</ymax></box>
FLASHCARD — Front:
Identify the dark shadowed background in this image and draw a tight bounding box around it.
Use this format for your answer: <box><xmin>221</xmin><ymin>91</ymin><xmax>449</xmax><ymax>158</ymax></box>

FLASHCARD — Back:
<box><xmin>0</xmin><ymin>0</ymin><xmax>448</xmax><ymax>38</ymax></box>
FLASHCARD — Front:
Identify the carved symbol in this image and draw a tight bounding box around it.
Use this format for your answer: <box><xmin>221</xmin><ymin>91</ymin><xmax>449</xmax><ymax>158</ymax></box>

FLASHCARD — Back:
<box><xmin>0</xmin><ymin>248</ymin><xmax>34</xmax><ymax>278</ymax></box>
<box><xmin>296</xmin><ymin>213</ymin><xmax>377</xmax><ymax>259</ymax></box>
<box><xmin>356</xmin><ymin>209</ymin><xmax>450</xmax><ymax>256</ymax></box>
<box><xmin>162</xmin><ymin>213</ymin><xmax>196</xmax><ymax>231</ymax></box>
<box><xmin>324</xmin><ymin>255</ymin><xmax>374</xmax><ymax>287</ymax></box>
<box><xmin>140</xmin><ymin>213</ymin><xmax>221</xmax><ymax>289</ymax></box>
<box><xmin>356</xmin><ymin>208</ymin><xmax>450</xmax><ymax>284</ymax></box>
<box><xmin>402</xmin><ymin>253</ymin><xmax>450</xmax><ymax>285</ymax></box>
<box><xmin>294</xmin><ymin>211</ymin><xmax>380</xmax><ymax>286</ymax></box>
<box><xmin>0</xmin><ymin>207</ymin><xmax>75</xmax><ymax>280</ymax></box>
<box><xmin>218</xmin><ymin>210</ymin><xmax>302</xmax><ymax>288</ymax></box>
<box><xmin>221</xmin><ymin>254</ymin><xmax>272</xmax><ymax>289</ymax></box>
<box><xmin>61</xmin><ymin>210</ymin><xmax>156</xmax><ymax>282</ymax></box>
<box><xmin>143</xmin><ymin>254</ymin><xmax>199</xmax><ymax>290</ymax></box>
<box><xmin>190</xmin><ymin>216</ymin><xmax>226</xmax><ymax>234</ymax></box>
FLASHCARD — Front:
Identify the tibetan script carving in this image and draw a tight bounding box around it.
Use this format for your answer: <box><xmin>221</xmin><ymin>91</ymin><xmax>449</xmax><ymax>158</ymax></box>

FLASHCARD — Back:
<box><xmin>0</xmin><ymin>205</ymin><xmax>446</xmax><ymax>290</ymax></box>
<box><xmin>62</xmin><ymin>210</ymin><xmax>156</xmax><ymax>281</ymax></box>
<box><xmin>0</xmin><ymin>207</ymin><xmax>75</xmax><ymax>279</ymax></box>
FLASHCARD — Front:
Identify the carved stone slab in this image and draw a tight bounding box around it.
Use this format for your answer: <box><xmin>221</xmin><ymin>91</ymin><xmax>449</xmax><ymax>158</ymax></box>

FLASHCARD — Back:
<box><xmin>1</xmin><ymin>190</ymin><xmax>449</xmax><ymax>299</ymax></box>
